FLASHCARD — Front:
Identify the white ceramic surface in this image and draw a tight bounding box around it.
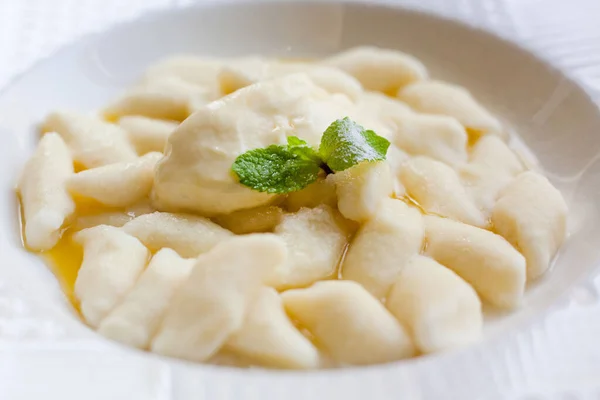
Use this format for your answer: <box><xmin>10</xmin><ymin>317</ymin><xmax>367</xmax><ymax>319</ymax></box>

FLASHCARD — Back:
<box><xmin>1</xmin><ymin>1</ymin><xmax>600</xmax><ymax>399</ymax></box>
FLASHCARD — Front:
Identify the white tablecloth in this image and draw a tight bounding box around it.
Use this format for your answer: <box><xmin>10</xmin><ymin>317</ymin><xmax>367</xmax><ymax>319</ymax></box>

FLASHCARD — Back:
<box><xmin>1</xmin><ymin>0</ymin><xmax>600</xmax><ymax>398</ymax></box>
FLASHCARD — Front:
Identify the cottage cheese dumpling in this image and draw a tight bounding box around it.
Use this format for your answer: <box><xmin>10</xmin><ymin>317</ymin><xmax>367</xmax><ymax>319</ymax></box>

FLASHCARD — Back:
<box><xmin>323</xmin><ymin>46</ymin><xmax>428</xmax><ymax>94</ymax></box>
<box><xmin>119</xmin><ymin>116</ymin><xmax>179</xmax><ymax>155</ymax></box>
<box><xmin>424</xmin><ymin>215</ymin><xmax>526</xmax><ymax>308</ymax></box>
<box><xmin>122</xmin><ymin>211</ymin><xmax>233</xmax><ymax>258</ymax></box>
<box><xmin>151</xmin><ymin>234</ymin><xmax>287</xmax><ymax>362</ymax></box>
<box><xmin>43</xmin><ymin>111</ymin><xmax>137</xmax><ymax>169</ymax></box>
<box><xmin>398</xmin><ymin>80</ymin><xmax>502</xmax><ymax>136</ymax></box>
<box><xmin>392</xmin><ymin>113</ymin><xmax>468</xmax><ymax>166</ymax></box>
<box><xmin>105</xmin><ymin>76</ymin><xmax>214</xmax><ymax>121</ymax></box>
<box><xmin>74</xmin><ymin>225</ymin><xmax>149</xmax><ymax>328</ymax></box>
<box><xmin>154</xmin><ymin>73</ymin><xmax>354</xmax><ymax>215</ymax></box>
<box><xmin>400</xmin><ymin>156</ymin><xmax>486</xmax><ymax>227</ymax></box>
<box><xmin>272</xmin><ymin>206</ymin><xmax>348</xmax><ymax>289</ymax></box>
<box><xmin>282</xmin><ymin>280</ymin><xmax>415</xmax><ymax>365</ymax></box>
<box><xmin>18</xmin><ymin>133</ymin><xmax>75</xmax><ymax>251</ymax></box>
<box><xmin>226</xmin><ymin>287</ymin><xmax>320</xmax><ymax>369</ymax></box>
<box><xmin>460</xmin><ymin>135</ymin><xmax>524</xmax><ymax>216</ymax></box>
<box><xmin>343</xmin><ymin>198</ymin><xmax>423</xmax><ymax>299</ymax></box>
<box><xmin>98</xmin><ymin>248</ymin><xmax>194</xmax><ymax>349</ymax></box>
<box><xmin>220</xmin><ymin>58</ymin><xmax>363</xmax><ymax>99</ymax></box>
<box><xmin>331</xmin><ymin>161</ymin><xmax>394</xmax><ymax>223</ymax></box>
<box><xmin>387</xmin><ymin>255</ymin><xmax>482</xmax><ymax>354</ymax></box>
<box><xmin>67</xmin><ymin>152</ymin><xmax>162</xmax><ymax>207</ymax></box>
<box><xmin>142</xmin><ymin>55</ymin><xmax>222</xmax><ymax>90</ymax></box>
<box><xmin>492</xmin><ymin>171</ymin><xmax>568</xmax><ymax>280</ymax></box>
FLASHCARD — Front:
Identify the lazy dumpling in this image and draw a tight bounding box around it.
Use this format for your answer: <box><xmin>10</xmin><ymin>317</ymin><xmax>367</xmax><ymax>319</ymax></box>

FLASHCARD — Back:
<box><xmin>67</xmin><ymin>152</ymin><xmax>162</xmax><ymax>207</ymax></box>
<box><xmin>392</xmin><ymin>113</ymin><xmax>468</xmax><ymax>167</ymax></box>
<box><xmin>460</xmin><ymin>135</ymin><xmax>524</xmax><ymax>216</ymax></box>
<box><xmin>225</xmin><ymin>287</ymin><xmax>320</xmax><ymax>369</ymax></box>
<box><xmin>73</xmin><ymin>225</ymin><xmax>150</xmax><ymax>328</ymax></box>
<box><xmin>151</xmin><ymin>234</ymin><xmax>287</xmax><ymax>362</ymax></box>
<box><xmin>104</xmin><ymin>76</ymin><xmax>214</xmax><ymax>121</ymax></box>
<box><xmin>118</xmin><ymin>116</ymin><xmax>179</xmax><ymax>155</ymax></box>
<box><xmin>122</xmin><ymin>211</ymin><xmax>233</xmax><ymax>258</ymax></box>
<box><xmin>424</xmin><ymin>215</ymin><xmax>526</xmax><ymax>308</ymax></box>
<box><xmin>400</xmin><ymin>156</ymin><xmax>486</xmax><ymax>227</ymax></box>
<box><xmin>219</xmin><ymin>58</ymin><xmax>363</xmax><ymax>100</ymax></box>
<box><xmin>153</xmin><ymin>73</ymin><xmax>354</xmax><ymax>215</ymax></box>
<box><xmin>386</xmin><ymin>255</ymin><xmax>482</xmax><ymax>354</ymax></box>
<box><xmin>285</xmin><ymin>178</ymin><xmax>338</xmax><ymax>212</ymax></box>
<box><xmin>492</xmin><ymin>171</ymin><xmax>568</xmax><ymax>280</ymax></box>
<box><xmin>397</xmin><ymin>80</ymin><xmax>502</xmax><ymax>136</ymax></box>
<box><xmin>331</xmin><ymin>161</ymin><xmax>394</xmax><ymax>223</ymax></box>
<box><xmin>98</xmin><ymin>248</ymin><xmax>194</xmax><ymax>349</ymax></box>
<box><xmin>343</xmin><ymin>198</ymin><xmax>423</xmax><ymax>299</ymax></box>
<box><xmin>42</xmin><ymin>111</ymin><xmax>137</xmax><ymax>169</ymax></box>
<box><xmin>282</xmin><ymin>280</ymin><xmax>415</xmax><ymax>365</ymax></box>
<box><xmin>214</xmin><ymin>205</ymin><xmax>284</xmax><ymax>235</ymax></box>
<box><xmin>142</xmin><ymin>55</ymin><xmax>223</xmax><ymax>91</ymax></box>
<box><xmin>18</xmin><ymin>133</ymin><xmax>75</xmax><ymax>251</ymax></box>
<box><xmin>271</xmin><ymin>205</ymin><xmax>348</xmax><ymax>289</ymax></box>
<box><xmin>322</xmin><ymin>46</ymin><xmax>428</xmax><ymax>94</ymax></box>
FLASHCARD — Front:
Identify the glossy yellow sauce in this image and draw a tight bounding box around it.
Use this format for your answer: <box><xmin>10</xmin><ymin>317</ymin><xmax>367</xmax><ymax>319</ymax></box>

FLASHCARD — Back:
<box><xmin>41</xmin><ymin>232</ymin><xmax>82</xmax><ymax>307</ymax></box>
<box><xmin>20</xmin><ymin>194</ymin><xmax>137</xmax><ymax>309</ymax></box>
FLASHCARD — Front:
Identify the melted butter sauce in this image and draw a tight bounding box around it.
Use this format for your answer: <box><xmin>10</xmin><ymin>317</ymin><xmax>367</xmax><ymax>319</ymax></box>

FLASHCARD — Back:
<box><xmin>42</xmin><ymin>232</ymin><xmax>82</xmax><ymax>307</ymax></box>
<box><xmin>19</xmin><ymin>194</ymin><xmax>144</xmax><ymax>309</ymax></box>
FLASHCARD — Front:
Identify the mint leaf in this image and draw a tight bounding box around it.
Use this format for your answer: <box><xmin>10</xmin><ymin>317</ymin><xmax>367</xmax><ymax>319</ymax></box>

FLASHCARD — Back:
<box><xmin>319</xmin><ymin>117</ymin><xmax>390</xmax><ymax>172</ymax></box>
<box><xmin>232</xmin><ymin>118</ymin><xmax>389</xmax><ymax>194</ymax></box>
<box><xmin>286</xmin><ymin>136</ymin><xmax>322</xmax><ymax>164</ymax></box>
<box><xmin>287</xmin><ymin>136</ymin><xmax>306</xmax><ymax>147</ymax></box>
<box><xmin>232</xmin><ymin>144</ymin><xmax>321</xmax><ymax>194</ymax></box>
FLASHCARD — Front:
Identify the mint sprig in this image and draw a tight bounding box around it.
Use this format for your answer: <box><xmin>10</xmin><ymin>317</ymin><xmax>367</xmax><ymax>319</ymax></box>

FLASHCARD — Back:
<box><xmin>232</xmin><ymin>117</ymin><xmax>390</xmax><ymax>194</ymax></box>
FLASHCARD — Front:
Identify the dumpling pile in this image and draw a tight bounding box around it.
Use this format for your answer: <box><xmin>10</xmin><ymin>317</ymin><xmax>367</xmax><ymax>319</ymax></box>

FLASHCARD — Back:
<box><xmin>17</xmin><ymin>47</ymin><xmax>568</xmax><ymax>369</ymax></box>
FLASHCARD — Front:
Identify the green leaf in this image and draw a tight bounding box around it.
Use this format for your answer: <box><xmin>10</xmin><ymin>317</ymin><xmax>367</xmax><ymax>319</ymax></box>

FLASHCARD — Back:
<box><xmin>232</xmin><ymin>144</ymin><xmax>321</xmax><ymax>194</ymax></box>
<box><xmin>286</xmin><ymin>136</ymin><xmax>322</xmax><ymax>164</ymax></box>
<box><xmin>318</xmin><ymin>117</ymin><xmax>390</xmax><ymax>172</ymax></box>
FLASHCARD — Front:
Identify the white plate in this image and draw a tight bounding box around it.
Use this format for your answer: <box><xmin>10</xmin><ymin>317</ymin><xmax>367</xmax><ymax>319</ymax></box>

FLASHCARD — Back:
<box><xmin>1</xmin><ymin>1</ymin><xmax>599</xmax><ymax>399</ymax></box>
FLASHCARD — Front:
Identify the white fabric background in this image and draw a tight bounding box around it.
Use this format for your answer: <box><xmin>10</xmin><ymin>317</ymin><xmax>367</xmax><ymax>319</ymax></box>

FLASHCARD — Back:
<box><xmin>1</xmin><ymin>0</ymin><xmax>600</xmax><ymax>398</ymax></box>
